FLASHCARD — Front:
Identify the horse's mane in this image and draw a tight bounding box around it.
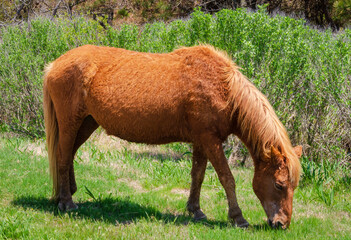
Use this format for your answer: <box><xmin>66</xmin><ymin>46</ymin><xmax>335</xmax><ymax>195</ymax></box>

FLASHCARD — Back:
<box><xmin>200</xmin><ymin>45</ymin><xmax>301</xmax><ymax>185</ymax></box>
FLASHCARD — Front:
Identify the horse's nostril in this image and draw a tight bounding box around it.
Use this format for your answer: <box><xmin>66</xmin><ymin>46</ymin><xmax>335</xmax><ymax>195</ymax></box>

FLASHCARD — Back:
<box><xmin>268</xmin><ymin>219</ymin><xmax>286</xmax><ymax>229</ymax></box>
<box><xmin>275</xmin><ymin>221</ymin><xmax>287</xmax><ymax>230</ymax></box>
<box><xmin>277</xmin><ymin>221</ymin><xmax>283</xmax><ymax>228</ymax></box>
<box><xmin>268</xmin><ymin>219</ymin><xmax>273</xmax><ymax>227</ymax></box>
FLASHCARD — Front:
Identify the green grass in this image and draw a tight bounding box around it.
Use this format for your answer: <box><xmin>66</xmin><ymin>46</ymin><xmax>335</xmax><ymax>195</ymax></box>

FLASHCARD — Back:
<box><xmin>0</xmin><ymin>133</ymin><xmax>350</xmax><ymax>239</ymax></box>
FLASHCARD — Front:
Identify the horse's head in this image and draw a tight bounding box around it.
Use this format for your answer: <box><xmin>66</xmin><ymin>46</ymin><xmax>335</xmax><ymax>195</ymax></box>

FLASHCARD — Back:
<box><xmin>252</xmin><ymin>145</ymin><xmax>302</xmax><ymax>229</ymax></box>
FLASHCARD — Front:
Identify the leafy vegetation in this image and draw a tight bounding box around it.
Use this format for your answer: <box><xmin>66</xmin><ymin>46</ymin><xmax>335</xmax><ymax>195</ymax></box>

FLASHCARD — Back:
<box><xmin>0</xmin><ymin>134</ymin><xmax>350</xmax><ymax>239</ymax></box>
<box><xmin>1</xmin><ymin>7</ymin><xmax>350</xmax><ymax>161</ymax></box>
<box><xmin>1</xmin><ymin>0</ymin><xmax>350</xmax><ymax>28</ymax></box>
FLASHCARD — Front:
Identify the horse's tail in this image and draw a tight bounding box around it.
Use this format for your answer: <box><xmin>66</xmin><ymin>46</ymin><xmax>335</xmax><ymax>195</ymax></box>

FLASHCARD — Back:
<box><xmin>43</xmin><ymin>63</ymin><xmax>59</xmax><ymax>201</ymax></box>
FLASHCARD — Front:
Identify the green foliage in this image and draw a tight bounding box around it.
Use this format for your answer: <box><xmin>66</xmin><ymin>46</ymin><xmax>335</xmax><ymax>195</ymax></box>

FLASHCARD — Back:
<box><xmin>117</xmin><ymin>8</ymin><xmax>129</xmax><ymax>18</ymax></box>
<box><xmin>300</xmin><ymin>156</ymin><xmax>350</xmax><ymax>206</ymax></box>
<box><xmin>0</xmin><ymin>17</ymin><xmax>105</xmax><ymax>137</ymax></box>
<box><xmin>332</xmin><ymin>0</ymin><xmax>351</xmax><ymax>26</ymax></box>
<box><xmin>0</xmin><ymin>8</ymin><xmax>350</xmax><ymax>164</ymax></box>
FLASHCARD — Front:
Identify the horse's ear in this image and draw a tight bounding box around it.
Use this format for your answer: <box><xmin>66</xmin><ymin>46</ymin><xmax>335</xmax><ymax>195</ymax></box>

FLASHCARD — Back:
<box><xmin>271</xmin><ymin>145</ymin><xmax>285</xmax><ymax>165</ymax></box>
<box><xmin>293</xmin><ymin>145</ymin><xmax>303</xmax><ymax>159</ymax></box>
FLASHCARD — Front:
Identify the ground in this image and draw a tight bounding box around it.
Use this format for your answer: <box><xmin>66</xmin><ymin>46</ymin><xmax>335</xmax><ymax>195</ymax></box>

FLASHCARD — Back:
<box><xmin>0</xmin><ymin>132</ymin><xmax>350</xmax><ymax>239</ymax></box>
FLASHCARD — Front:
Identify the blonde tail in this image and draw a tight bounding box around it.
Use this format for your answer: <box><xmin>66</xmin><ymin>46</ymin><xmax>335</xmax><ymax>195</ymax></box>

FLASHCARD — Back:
<box><xmin>43</xmin><ymin>63</ymin><xmax>59</xmax><ymax>201</ymax></box>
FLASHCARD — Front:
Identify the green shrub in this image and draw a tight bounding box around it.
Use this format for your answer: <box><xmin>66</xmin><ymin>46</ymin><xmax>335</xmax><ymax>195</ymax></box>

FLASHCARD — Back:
<box><xmin>0</xmin><ymin>8</ymin><xmax>350</xmax><ymax>167</ymax></box>
<box><xmin>0</xmin><ymin>17</ymin><xmax>106</xmax><ymax>137</ymax></box>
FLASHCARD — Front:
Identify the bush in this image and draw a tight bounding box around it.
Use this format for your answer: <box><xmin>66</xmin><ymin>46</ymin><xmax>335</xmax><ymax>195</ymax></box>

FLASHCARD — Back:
<box><xmin>0</xmin><ymin>17</ymin><xmax>105</xmax><ymax>137</ymax></box>
<box><xmin>0</xmin><ymin>8</ymin><xmax>350</xmax><ymax>165</ymax></box>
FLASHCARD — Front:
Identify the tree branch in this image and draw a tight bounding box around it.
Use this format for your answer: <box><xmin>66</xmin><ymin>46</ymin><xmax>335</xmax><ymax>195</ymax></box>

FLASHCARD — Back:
<box><xmin>52</xmin><ymin>0</ymin><xmax>64</xmax><ymax>19</ymax></box>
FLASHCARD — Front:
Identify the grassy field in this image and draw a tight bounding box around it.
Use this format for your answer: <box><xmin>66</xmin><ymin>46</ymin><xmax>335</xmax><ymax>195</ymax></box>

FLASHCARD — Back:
<box><xmin>0</xmin><ymin>132</ymin><xmax>350</xmax><ymax>239</ymax></box>
<box><xmin>0</xmin><ymin>6</ymin><xmax>350</xmax><ymax>240</ymax></box>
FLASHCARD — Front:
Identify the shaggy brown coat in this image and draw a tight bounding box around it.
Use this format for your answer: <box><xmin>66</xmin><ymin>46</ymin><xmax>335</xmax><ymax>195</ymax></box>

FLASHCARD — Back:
<box><xmin>43</xmin><ymin>45</ymin><xmax>302</xmax><ymax>228</ymax></box>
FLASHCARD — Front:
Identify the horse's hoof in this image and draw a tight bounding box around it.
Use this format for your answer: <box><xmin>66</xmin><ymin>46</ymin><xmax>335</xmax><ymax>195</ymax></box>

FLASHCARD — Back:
<box><xmin>237</xmin><ymin>221</ymin><xmax>249</xmax><ymax>228</ymax></box>
<box><xmin>193</xmin><ymin>209</ymin><xmax>207</xmax><ymax>221</ymax></box>
<box><xmin>234</xmin><ymin>217</ymin><xmax>249</xmax><ymax>228</ymax></box>
<box><xmin>58</xmin><ymin>200</ymin><xmax>78</xmax><ymax>211</ymax></box>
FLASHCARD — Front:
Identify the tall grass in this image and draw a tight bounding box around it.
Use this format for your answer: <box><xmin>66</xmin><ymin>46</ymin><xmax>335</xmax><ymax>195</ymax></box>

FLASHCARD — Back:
<box><xmin>0</xmin><ymin>7</ymin><xmax>350</xmax><ymax>165</ymax></box>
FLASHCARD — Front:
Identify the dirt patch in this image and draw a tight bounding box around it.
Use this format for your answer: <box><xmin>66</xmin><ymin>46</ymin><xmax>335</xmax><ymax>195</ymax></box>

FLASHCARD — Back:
<box><xmin>171</xmin><ymin>188</ymin><xmax>189</xmax><ymax>196</ymax></box>
<box><xmin>20</xmin><ymin>140</ymin><xmax>46</xmax><ymax>157</ymax></box>
<box><xmin>294</xmin><ymin>201</ymin><xmax>327</xmax><ymax>219</ymax></box>
<box><xmin>90</xmin><ymin>131</ymin><xmax>161</xmax><ymax>152</ymax></box>
<box><xmin>117</xmin><ymin>178</ymin><xmax>145</xmax><ymax>193</ymax></box>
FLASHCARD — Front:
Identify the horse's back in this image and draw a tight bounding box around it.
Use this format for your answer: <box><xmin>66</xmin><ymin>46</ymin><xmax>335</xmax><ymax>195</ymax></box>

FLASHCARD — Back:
<box><xmin>76</xmin><ymin>46</ymin><xmax>188</xmax><ymax>142</ymax></box>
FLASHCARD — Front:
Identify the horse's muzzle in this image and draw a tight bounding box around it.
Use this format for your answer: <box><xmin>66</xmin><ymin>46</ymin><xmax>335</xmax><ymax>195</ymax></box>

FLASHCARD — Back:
<box><xmin>268</xmin><ymin>219</ymin><xmax>287</xmax><ymax>230</ymax></box>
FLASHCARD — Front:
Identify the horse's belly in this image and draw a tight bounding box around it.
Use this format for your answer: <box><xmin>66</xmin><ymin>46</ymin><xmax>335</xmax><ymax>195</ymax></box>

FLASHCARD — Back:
<box><xmin>101</xmin><ymin>115</ymin><xmax>186</xmax><ymax>144</ymax></box>
<box><xmin>87</xmin><ymin>98</ymin><xmax>188</xmax><ymax>144</ymax></box>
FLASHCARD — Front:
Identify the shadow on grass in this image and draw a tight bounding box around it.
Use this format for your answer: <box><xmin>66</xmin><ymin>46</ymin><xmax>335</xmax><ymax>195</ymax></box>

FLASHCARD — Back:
<box><xmin>11</xmin><ymin>196</ymin><xmax>231</xmax><ymax>228</ymax></box>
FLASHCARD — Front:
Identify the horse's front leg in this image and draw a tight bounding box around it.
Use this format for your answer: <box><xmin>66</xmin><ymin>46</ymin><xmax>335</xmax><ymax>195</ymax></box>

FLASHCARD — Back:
<box><xmin>69</xmin><ymin>165</ymin><xmax>77</xmax><ymax>195</ymax></box>
<box><xmin>200</xmin><ymin>134</ymin><xmax>249</xmax><ymax>228</ymax></box>
<box><xmin>187</xmin><ymin>144</ymin><xmax>208</xmax><ymax>220</ymax></box>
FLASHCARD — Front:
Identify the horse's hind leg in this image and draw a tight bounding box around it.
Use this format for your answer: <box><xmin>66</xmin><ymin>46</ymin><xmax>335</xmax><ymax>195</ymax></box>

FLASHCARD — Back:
<box><xmin>70</xmin><ymin>115</ymin><xmax>99</xmax><ymax>195</ymax></box>
<box><xmin>187</xmin><ymin>144</ymin><xmax>208</xmax><ymax>220</ymax></box>
<box><xmin>56</xmin><ymin>121</ymin><xmax>81</xmax><ymax>211</ymax></box>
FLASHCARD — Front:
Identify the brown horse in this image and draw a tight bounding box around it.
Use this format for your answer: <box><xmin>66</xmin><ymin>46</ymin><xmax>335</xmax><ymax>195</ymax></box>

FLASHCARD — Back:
<box><xmin>43</xmin><ymin>45</ymin><xmax>302</xmax><ymax>229</ymax></box>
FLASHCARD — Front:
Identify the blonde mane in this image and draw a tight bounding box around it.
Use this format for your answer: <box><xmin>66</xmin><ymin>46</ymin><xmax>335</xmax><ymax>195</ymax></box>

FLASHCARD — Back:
<box><xmin>204</xmin><ymin>45</ymin><xmax>301</xmax><ymax>185</ymax></box>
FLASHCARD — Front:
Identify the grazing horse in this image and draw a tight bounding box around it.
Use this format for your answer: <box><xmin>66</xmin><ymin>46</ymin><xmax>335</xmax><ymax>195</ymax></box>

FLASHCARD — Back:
<box><xmin>43</xmin><ymin>45</ymin><xmax>302</xmax><ymax>229</ymax></box>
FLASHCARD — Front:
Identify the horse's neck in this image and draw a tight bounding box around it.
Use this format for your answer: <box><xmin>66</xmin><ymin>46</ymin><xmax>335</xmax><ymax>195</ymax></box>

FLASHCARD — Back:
<box><xmin>227</xmin><ymin>71</ymin><xmax>284</xmax><ymax>166</ymax></box>
<box><xmin>235</xmin><ymin>128</ymin><xmax>263</xmax><ymax>165</ymax></box>
<box><xmin>232</xmin><ymin>109</ymin><xmax>268</xmax><ymax>166</ymax></box>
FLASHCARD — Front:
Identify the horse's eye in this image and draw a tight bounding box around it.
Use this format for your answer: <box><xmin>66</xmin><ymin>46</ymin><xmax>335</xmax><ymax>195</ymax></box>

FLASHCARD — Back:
<box><xmin>274</xmin><ymin>182</ymin><xmax>283</xmax><ymax>190</ymax></box>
